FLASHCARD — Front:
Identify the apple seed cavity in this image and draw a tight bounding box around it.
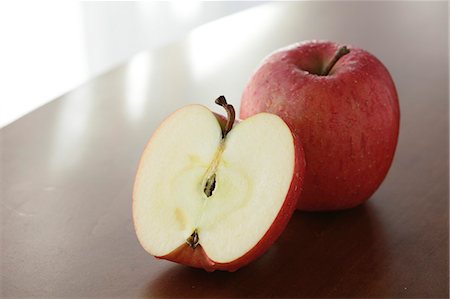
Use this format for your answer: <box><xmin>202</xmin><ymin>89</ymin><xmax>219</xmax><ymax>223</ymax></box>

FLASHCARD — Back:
<box><xmin>203</xmin><ymin>173</ymin><xmax>216</xmax><ymax>197</ymax></box>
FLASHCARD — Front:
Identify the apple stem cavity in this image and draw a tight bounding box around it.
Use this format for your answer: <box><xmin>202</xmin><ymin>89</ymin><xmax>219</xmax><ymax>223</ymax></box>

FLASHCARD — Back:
<box><xmin>215</xmin><ymin>95</ymin><xmax>235</xmax><ymax>138</ymax></box>
<box><xmin>187</xmin><ymin>228</ymin><xmax>199</xmax><ymax>248</ymax></box>
<box><xmin>321</xmin><ymin>45</ymin><xmax>350</xmax><ymax>76</ymax></box>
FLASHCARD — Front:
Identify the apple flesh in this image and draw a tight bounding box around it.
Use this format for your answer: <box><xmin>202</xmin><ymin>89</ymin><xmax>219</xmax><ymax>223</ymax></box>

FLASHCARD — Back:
<box><xmin>240</xmin><ymin>41</ymin><xmax>400</xmax><ymax>211</ymax></box>
<box><xmin>133</xmin><ymin>97</ymin><xmax>305</xmax><ymax>272</ymax></box>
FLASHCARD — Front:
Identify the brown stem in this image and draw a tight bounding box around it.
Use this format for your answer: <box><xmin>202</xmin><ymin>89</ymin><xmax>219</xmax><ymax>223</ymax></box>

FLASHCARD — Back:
<box><xmin>215</xmin><ymin>95</ymin><xmax>235</xmax><ymax>137</ymax></box>
<box><xmin>321</xmin><ymin>45</ymin><xmax>350</xmax><ymax>76</ymax></box>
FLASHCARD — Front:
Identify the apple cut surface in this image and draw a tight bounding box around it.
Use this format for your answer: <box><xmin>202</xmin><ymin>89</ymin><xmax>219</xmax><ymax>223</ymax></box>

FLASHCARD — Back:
<box><xmin>133</xmin><ymin>104</ymin><xmax>302</xmax><ymax>271</ymax></box>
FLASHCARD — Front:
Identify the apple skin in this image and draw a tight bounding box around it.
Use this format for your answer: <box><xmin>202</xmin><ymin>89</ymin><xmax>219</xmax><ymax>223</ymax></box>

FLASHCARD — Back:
<box><xmin>240</xmin><ymin>41</ymin><xmax>400</xmax><ymax>211</ymax></box>
<box><xmin>153</xmin><ymin>113</ymin><xmax>306</xmax><ymax>272</ymax></box>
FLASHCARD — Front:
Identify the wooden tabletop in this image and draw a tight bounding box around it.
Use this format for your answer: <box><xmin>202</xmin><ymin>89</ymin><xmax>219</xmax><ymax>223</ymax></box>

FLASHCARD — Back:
<box><xmin>1</xmin><ymin>2</ymin><xmax>448</xmax><ymax>298</ymax></box>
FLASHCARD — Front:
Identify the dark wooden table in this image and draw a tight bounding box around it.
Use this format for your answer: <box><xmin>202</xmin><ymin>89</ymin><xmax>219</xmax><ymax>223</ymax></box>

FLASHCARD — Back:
<box><xmin>2</xmin><ymin>2</ymin><xmax>448</xmax><ymax>298</ymax></box>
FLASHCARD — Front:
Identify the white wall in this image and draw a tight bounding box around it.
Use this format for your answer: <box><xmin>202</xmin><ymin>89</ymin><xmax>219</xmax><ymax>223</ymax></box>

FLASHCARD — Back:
<box><xmin>0</xmin><ymin>1</ymin><xmax>264</xmax><ymax>128</ymax></box>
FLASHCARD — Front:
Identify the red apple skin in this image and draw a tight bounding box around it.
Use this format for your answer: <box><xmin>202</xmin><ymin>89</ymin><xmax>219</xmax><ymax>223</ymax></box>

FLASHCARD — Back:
<box><xmin>159</xmin><ymin>117</ymin><xmax>306</xmax><ymax>272</ymax></box>
<box><xmin>240</xmin><ymin>41</ymin><xmax>400</xmax><ymax>211</ymax></box>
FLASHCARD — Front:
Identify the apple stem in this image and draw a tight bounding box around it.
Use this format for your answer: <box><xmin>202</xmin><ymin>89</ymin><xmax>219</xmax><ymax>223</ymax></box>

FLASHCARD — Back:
<box><xmin>215</xmin><ymin>95</ymin><xmax>235</xmax><ymax>137</ymax></box>
<box><xmin>321</xmin><ymin>45</ymin><xmax>350</xmax><ymax>76</ymax></box>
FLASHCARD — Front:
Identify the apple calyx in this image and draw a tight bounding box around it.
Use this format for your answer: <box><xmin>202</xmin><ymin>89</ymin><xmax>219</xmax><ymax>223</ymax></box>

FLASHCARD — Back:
<box><xmin>186</xmin><ymin>228</ymin><xmax>199</xmax><ymax>248</ymax></box>
<box><xmin>320</xmin><ymin>45</ymin><xmax>350</xmax><ymax>76</ymax></box>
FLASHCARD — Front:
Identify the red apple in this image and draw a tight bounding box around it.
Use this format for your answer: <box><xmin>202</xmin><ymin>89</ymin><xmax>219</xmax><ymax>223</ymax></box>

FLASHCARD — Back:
<box><xmin>133</xmin><ymin>97</ymin><xmax>305</xmax><ymax>271</ymax></box>
<box><xmin>240</xmin><ymin>41</ymin><xmax>400</xmax><ymax>211</ymax></box>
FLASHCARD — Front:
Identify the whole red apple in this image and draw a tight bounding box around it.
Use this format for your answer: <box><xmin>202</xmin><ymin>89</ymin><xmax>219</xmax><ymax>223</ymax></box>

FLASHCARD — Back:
<box><xmin>240</xmin><ymin>41</ymin><xmax>400</xmax><ymax>211</ymax></box>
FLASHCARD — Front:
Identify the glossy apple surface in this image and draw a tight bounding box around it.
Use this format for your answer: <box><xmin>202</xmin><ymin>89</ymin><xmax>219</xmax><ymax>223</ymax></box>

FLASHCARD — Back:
<box><xmin>133</xmin><ymin>102</ymin><xmax>305</xmax><ymax>271</ymax></box>
<box><xmin>240</xmin><ymin>41</ymin><xmax>400</xmax><ymax>211</ymax></box>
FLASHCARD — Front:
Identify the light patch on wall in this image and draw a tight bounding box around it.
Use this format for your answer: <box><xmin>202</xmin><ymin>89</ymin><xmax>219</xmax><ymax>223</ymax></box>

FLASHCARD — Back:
<box><xmin>125</xmin><ymin>52</ymin><xmax>153</xmax><ymax>123</ymax></box>
<box><xmin>169</xmin><ymin>1</ymin><xmax>202</xmax><ymax>20</ymax></box>
<box><xmin>187</xmin><ymin>4</ymin><xmax>278</xmax><ymax>81</ymax></box>
<box><xmin>0</xmin><ymin>1</ymin><xmax>88</xmax><ymax>127</ymax></box>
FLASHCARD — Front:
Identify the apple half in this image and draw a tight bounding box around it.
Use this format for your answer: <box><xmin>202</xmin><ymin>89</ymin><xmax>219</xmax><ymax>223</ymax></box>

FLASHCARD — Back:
<box><xmin>133</xmin><ymin>97</ymin><xmax>305</xmax><ymax>272</ymax></box>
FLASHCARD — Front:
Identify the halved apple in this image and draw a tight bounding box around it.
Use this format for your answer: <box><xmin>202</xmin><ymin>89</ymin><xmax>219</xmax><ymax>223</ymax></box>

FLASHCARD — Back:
<box><xmin>133</xmin><ymin>96</ymin><xmax>305</xmax><ymax>272</ymax></box>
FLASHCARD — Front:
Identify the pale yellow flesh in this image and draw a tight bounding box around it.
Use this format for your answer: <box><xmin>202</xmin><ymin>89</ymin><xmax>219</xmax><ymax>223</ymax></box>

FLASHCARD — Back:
<box><xmin>133</xmin><ymin>105</ymin><xmax>295</xmax><ymax>263</ymax></box>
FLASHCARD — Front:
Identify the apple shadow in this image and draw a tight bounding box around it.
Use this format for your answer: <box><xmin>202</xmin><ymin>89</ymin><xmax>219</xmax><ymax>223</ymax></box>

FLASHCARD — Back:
<box><xmin>143</xmin><ymin>202</ymin><xmax>389</xmax><ymax>298</ymax></box>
